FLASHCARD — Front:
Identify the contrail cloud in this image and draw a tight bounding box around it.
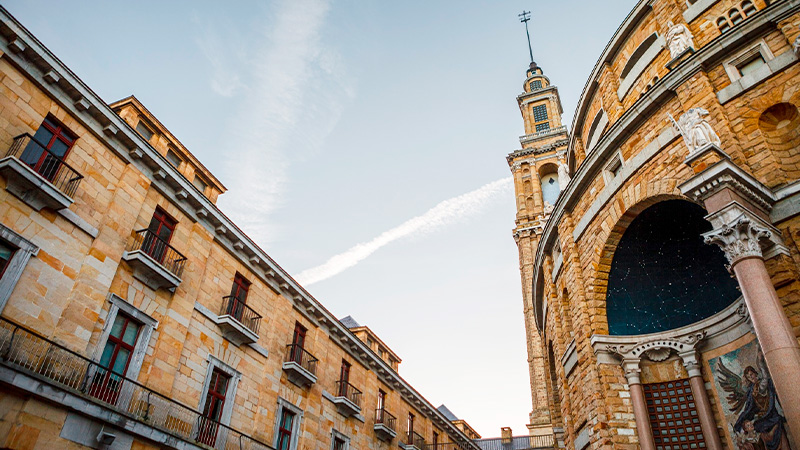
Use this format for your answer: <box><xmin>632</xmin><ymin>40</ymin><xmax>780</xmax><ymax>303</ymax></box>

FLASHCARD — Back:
<box><xmin>294</xmin><ymin>177</ymin><xmax>514</xmax><ymax>286</ymax></box>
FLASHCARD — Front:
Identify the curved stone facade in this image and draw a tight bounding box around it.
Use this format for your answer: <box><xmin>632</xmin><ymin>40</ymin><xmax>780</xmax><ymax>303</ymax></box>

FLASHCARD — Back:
<box><xmin>510</xmin><ymin>1</ymin><xmax>800</xmax><ymax>449</ymax></box>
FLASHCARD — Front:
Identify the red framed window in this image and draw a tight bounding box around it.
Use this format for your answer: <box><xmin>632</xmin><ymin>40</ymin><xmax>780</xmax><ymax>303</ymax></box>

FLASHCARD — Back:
<box><xmin>338</xmin><ymin>360</ymin><xmax>351</xmax><ymax>396</ymax></box>
<box><xmin>143</xmin><ymin>207</ymin><xmax>177</xmax><ymax>263</ymax></box>
<box><xmin>277</xmin><ymin>409</ymin><xmax>295</xmax><ymax>450</ymax></box>
<box><xmin>0</xmin><ymin>241</ymin><xmax>15</xmax><ymax>279</ymax></box>
<box><xmin>21</xmin><ymin>115</ymin><xmax>77</xmax><ymax>181</ymax></box>
<box><xmin>227</xmin><ymin>273</ymin><xmax>251</xmax><ymax>319</ymax></box>
<box><xmin>333</xmin><ymin>437</ymin><xmax>346</xmax><ymax>450</ymax></box>
<box><xmin>377</xmin><ymin>389</ymin><xmax>386</xmax><ymax>411</ymax></box>
<box><xmin>644</xmin><ymin>379</ymin><xmax>706</xmax><ymax>450</ymax></box>
<box><xmin>92</xmin><ymin>313</ymin><xmax>141</xmax><ymax>404</ymax></box>
<box><xmin>408</xmin><ymin>413</ymin><xmax>415</xmax><ymax>437</ymax></box>
<box><xmin>198</xmin><ymin>368</ymin><xmax>231</xmax><ymax>446</ymax></box>
<box><xmin>290</xmin><ymin>322</ymin><xmax>307</xmax><ymax>364</ymax></box>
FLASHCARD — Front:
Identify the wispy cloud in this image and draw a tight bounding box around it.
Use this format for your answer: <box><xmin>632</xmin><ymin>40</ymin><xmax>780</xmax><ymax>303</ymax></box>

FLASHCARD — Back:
<box><xmin>202</xmin><ymin>0</ymin><xmax>353</xmax><ymax>244</ymax></box>
<box><xmin>294</xmin><ymin>177</ymin><xmax>514</xmax><ymax>286</ymax></box>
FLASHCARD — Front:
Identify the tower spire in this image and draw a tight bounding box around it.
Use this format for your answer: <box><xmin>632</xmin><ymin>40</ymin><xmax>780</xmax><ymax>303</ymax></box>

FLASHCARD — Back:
<box><xmin>518</xmin><ymin>11</ymin><xmax>535</xmax><ymax>66</ymax></box>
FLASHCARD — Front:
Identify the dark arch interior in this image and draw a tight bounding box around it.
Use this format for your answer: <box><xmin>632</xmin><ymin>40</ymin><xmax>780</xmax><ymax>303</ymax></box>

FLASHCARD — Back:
<box><xmin>606</xmin><ymin>200</ymin><xmax>739</xmax><ymax>335</ymax></box>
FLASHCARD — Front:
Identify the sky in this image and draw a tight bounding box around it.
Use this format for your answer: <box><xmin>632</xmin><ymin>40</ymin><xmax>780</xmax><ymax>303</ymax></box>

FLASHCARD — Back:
<box><xmin>5</xmin><ymin>0</ymin><xmax>636</xmax><ymax>437</ymax></box>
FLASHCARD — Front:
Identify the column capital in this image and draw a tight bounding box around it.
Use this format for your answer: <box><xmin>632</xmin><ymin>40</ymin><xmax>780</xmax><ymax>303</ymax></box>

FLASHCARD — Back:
<box><xmin>678</xmin><ymin>350</ymin><xmax>703</xmax><ymax>378</ymax></box>
<box><xmin>703</xmin><ymin>211</ymin><xmax>774</xmax><ymax>265</ymax></box>
<box><xmin>623</xmin><ymin>360</ymin><xmax>642</xmax><ymax>385</ymax></box>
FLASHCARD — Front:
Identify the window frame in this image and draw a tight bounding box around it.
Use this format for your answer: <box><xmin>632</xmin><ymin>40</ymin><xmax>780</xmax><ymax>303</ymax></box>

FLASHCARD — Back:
<box><xmin>135</xmin><ymin>119</ymin><xmax>155</xmax><ymax>141</ymax></box>
<box><xmin>24</xmin><ymin>115</ymin><xmax>77</xmax><ymax>180</ymax></box>
<box><xmin>531</xmin><ymin>104</ymin><xmax>550</xmax><ymax>132</ymax></box>
<box><xmin>723</xmin><ymin>39</ymin><xmax>774</xmax><ymax>83</ymax></box>
<box><xmin>165</xmin><ymin>148</ymin><xmax>182</xmax><ymax>168</ymax></box>
<box><xmin>0</xmin><ymin>223</ymin><xmax>38</xmax><ymax>314</ymax></box>
<box><xmin>602</xmin><ymin>151</ymin><xmax>625</xmax><ymax>184</ymax></box>
<box><xmin>198</xmin><ymin>355</ymin><xmax>242</xmax><ymax>432</ymax></box>
<box><xmin>92</xmin><ymin>293</ymin><xmax>158</xmax><ymax>382</ymax></box>
<box><xmin>273</xmin><ymin>397</ymin><xmax>304</xmax><ymax>450</ymax></box>
<box><xmin>193</xmin><ymin>174</ymin><xmax>208</xmax><ymax>194</ymax></box>
<box><xmin>330</xmin><ymin>429</ymin><xmax>350</xmax><ymax>450</ymax></box>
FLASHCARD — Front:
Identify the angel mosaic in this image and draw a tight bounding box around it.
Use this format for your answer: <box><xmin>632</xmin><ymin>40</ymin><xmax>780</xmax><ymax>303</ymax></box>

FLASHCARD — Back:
<box><xmin>715</xmin><ymin>349</ymin><xmax>791</xmax><ymax>450</ymax></box>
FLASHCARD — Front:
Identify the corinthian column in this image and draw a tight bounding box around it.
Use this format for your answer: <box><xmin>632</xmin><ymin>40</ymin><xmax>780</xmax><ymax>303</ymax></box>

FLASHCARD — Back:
<box><xmin>623</xmin><ymin>361</ymin><xmax>655</xmax><ymax>450</ymax></box>
<box><xmin>704</xmin><ymin>213</ymin><xmax>800</xmax><ymax>449</ymax></box>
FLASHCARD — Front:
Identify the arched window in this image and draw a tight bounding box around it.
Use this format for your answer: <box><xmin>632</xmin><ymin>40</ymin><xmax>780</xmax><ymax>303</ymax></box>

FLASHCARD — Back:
<box><xmin>585</xmin><ymin>109</ymin><xmax>608</xmax><ymax>152</ymax></box>
<box><xmin>729</xmin><ymin>8</ymin><xmax>744</xmax><ymax>25</ymax></box>
<box><xmin>606</xmin><ymin>200</ymin><xmax>739</xmax><ymax>335</ymax></box>
<box><xmin>741</xmin><ymin>1</ymin><xmax>757</xmax><ymax>16</ymax></box>
<box><xmin>717</xmin><ymin>16</ymin><xmax>731</xmax><ymax>33</ymax></box>
<box><xmin>540</xmin><ymin>173</ymin><xmax>560</xmax><ymax>205</ymax></box>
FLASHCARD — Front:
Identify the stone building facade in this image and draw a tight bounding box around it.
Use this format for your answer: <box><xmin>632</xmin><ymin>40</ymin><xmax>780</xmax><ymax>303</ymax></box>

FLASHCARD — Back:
<box><xmin>0</xmin><ymin>7</ymin><xmax>479</xmax><ymax>450</ymax></box>
<box><xmin>511</xmin><ymin>1</ymin><xmax>800</xmax><ymax>450</ymax></box>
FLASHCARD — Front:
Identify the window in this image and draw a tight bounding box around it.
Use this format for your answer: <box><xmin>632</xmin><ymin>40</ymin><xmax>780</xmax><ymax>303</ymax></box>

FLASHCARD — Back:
<box><xmin>198</xmin><ymin>368</ymin><xmax>231</xmax><ymax>446</ymax></box>
<box><xmin>717</xmin><ymin>17</ymin><xmax>731</xmax><ymax>33</ymax></box>
<box><xmin>541</xmin><ymin>173</ymin><xmax>560</xmax><ymax>205</ymax></box>
<box><xmin>226</xmin><ymin>273</ymin><xmax>251</xmax><ymax>321</ymax></box>
<box><xmin>529</xmin><ymin>79</ymin><xmax>542</xmax><ymax>91</ymax></box>
<box><xmin>741</xmin><ymin>0</ymin><xmax>757</xmax><ymax>16</ymax></box>
<box><xmin>166</xmin><ymin>148</ymin><xmax>182</xmax><ymax>168</ymax></box>
<box><xmin>143</xmin><ymin>207</ymin><xmax>177</xmax><ymax>263</ymax></box>
<box><xmin>644</xmin><ymin>379</ymin><xmax>706</xmax><ymax>450</ymax></box>
<box><xmin>0</xmin><ymin>241</ymin><xmax>14</xmax><ymax>278</ymax></box>
<box><xmin>377</xmin><ymin>389</ymin><xmax>386</xmax><ymax>411</ymax></box>
<box><xmin>193</xmin><ymin>175</ymin><xmax>208</xmax><ymax>193</ymax></box>
<box><xmin>21</xmin><ymin>115</ymin><xmax>76</xmax><ymax>182</ymax></box>
<box><xmin>729</xmin><ymin>8</ymin><xmax>744</xmax><ymax>25</ymax></box>
<box><xmin>407</xmin><ymin>412</ymin><xmax>415</xmax><ymax>436</ymax></box>
<box><xmin>737</xmin><ymin>54</ymin><xmax>765</xmax><ymax>77</ymax></box>
<box><xmin>603</xmin><ymin>151</ymin><xmax>624</xmax><ymax>183</ymax></box>
<box><xmin>290</xmin><ymin>322</ymin><xmax>307</xmax><ymax>364</ymax></box>
<box><xmin>532</xmin><ymin>104</ymin><xmax>548</xmax><ymax>122</ymax></box>
<box><xmin>331</xmin><ymin>430</ymin><xmax>350</xmax><ymax>450</ymax></box>
<box><xmin>433</xmin><ymin>432</ymin><xmax>439</xmax><ymax>450</ymax></box>
<box><xmin>91</xmin><ymin>313</ymin><xmax>141</xmax><ymax>404</ymax></box>
<box><xmin>277</xmin><ymin>409</ymin><xmax>296</xmax><ymax>450</ymax></box>
<box><xmin>333</xmin><ymin>438</ymin><xmax>346</xmax><ymax>450</ymax></box>
<box><xmin>135</xmin><ymin>120</ymin><xmax>154</xmax><ymax>141</ymax></box>
<box><xmin>367</xmin><ymin>337</ymin><xmax>375</xmax><ymax>348</ymax></box>
<box><xmin>338</xmin><ymin>360</ymin><xmax>351</xmax><ymax>396</ymax></box>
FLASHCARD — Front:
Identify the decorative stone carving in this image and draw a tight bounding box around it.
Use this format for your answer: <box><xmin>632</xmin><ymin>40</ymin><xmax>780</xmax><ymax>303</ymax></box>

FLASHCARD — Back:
<box><xmin>557</xmin><ymin>160</ymin><xmax>571</xmax><ymax>191</ymax></box>
<box><xmin>542</xmin><ymin>201</ymin><xmax>555</xmax><ymax>216</ymax></box>
<box><xmin>703</xmin><ymin>214</ymin><xmax>772</xmax><ymax>265</ymax></box>
<box><xmin>794</xmin><ymin>27</ymin><xmax>800</xmax><ymax>57</ymax></box>
<box><xmin>669</xmin><ymin>108</ymin><xmax>721</xmax><ymax>155</ymax></box>
<box><xmin>666</xmin><ymin>21</ymin><xmax>695</xmax><ymax>59</ymax></box>
<box><xmin>644</xmin><ymin>347</ymin><xmax>672</xmax><ymax>362</ymax></box>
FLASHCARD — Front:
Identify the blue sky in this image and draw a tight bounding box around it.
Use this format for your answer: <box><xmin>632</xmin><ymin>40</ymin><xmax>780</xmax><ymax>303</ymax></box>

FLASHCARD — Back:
<box><xmin>6</xmin><ymin>0</ymin><xmax>636</xmax><ymax>436</ymax></box>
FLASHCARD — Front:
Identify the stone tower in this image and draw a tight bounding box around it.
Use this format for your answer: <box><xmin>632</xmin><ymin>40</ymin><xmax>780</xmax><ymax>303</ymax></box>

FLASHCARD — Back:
<box><xmin>507</xmin><ymin>61</ymin><xmax>569</xmax><ymax>440</ymax></box>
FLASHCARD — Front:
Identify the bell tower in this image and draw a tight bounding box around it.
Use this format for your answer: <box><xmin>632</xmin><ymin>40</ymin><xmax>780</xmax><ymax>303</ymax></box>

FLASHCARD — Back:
<box><xmin>508</xmin><ymin>15</ymin><xmax>570</xmax><ymax>441</ymax></box>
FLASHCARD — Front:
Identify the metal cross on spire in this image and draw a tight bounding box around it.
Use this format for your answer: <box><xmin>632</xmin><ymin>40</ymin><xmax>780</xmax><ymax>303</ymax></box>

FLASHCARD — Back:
<box><xmin>518</xmin><ymin>10</ymin><xmax>534</xmax><ymax>64</ymax></box>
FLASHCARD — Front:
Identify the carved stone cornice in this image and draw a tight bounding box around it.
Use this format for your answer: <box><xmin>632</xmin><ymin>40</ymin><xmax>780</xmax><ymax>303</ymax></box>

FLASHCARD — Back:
<box><xmin>507</xmin><ymin>141</ymin><xmax>569</xmax><ymax>166</ymax></box>
<box><xmin>678</xmin><ymin>157</ymin><xmax>775</xmax><ymax>214</ymax></box>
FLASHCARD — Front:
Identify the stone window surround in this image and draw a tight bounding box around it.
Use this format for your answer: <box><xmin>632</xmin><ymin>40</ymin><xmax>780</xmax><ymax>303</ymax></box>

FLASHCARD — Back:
<box><xmin>723</xmin><ymin>38</ymin><xmax>774</xmax><ymax>82</ymax></box>
<box><xmin>617</xmin><ymin>33</ymin><xmax>665</xmax><ymax>101</ymax></box>
<box><xmin>330</xmin><ymin>429</ymin><xmax>351</xmax><ymax>450</ymax></box>
<box><xmin>0</xmin><ymin>222</ymin><xmax>38</xmax><ymax>314</ymax></box>
<box><xmin>198</xmin><ymin>355</ymin><xmax>243</xmax><ymax>428</ymax></box>
<box><xmin>273</xmin><ymin>397</ymin><xmax>304</xmax><ymax>450</ymax></box>
<box><xmin>91</xmin><ymin>293</ymin><xmax>158</xmax><ymax>382</ymax></box>
<box><xmin>602</xmin><ymin>150</ymin><xmax>624</xmax><ymax>185</ymax></box>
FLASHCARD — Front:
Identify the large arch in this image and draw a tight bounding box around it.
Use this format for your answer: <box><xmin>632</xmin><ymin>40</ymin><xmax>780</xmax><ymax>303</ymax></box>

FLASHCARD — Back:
<box><xmin>604</xmin><ymin>199</ymin><xmax>739</xmax><ymax>335</ymax></box>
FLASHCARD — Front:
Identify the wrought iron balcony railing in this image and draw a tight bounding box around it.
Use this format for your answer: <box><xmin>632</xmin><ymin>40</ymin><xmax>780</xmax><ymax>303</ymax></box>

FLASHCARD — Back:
<box><xmin>376</xmin><ymin>407</ymin><xmax>396</xmax><ymax>431</ymax></box>
<box><xmin>6</xmin><ymin>133</ymin><xmax>83</xmax><ymax>197</ymax></box>
<box><xmin>406</xmin><ymin>431</ymin><xmax>426</xmax><ymax>449</ymax></box>
<box><xmin>127</xmin><ymin>229</ymin><xmax>187</xmax><ymax>277</ymax></box>
<box><xmin>335</xmin><ymin>380</ymin><xmax>362</xmax><ymax>408</ymax></box>
<box><xmin>0</xmin><ymin>316</ymin><xmax>273</xmax><ymax>450</ymax></box>
<box><xmin>220</xmin><ymin>295</ymin><xmax>262</xmax><ymax>335</ymax></box>
<box><xmin>284</xmin><ymin>344</ymin><xmax>318</xmax><ymax>376</ymax></box>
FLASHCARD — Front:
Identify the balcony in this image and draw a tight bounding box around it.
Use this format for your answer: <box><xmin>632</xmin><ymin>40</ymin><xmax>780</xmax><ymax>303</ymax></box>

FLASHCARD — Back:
<box><xmin>374</xmin><ymin>408</ymin><xmax>397</xmax><ymax>442</ymax></box>
<box><xmin>121</xmin><ymin>229</ymin><xmax>186</xmax><ymax>292</ymax></box>
<box><xmin>403</xmin><ymin>431</ymin><xmax>426</xmax><ymax>450</ymax></box>
<box><xmin>217</xmin><ymin>296</ymin><xmax>261</xmax><ymax>345</ymax></box>
<box><xmin>282</xmin><ymin>344</ymin><xmax>318</xmax><ymax>388</ymax></box>
<box><xmin>519</xmin><ymin>125</ymin><xmax>568</xmax><ymax>145</ymax></box>
<box><xmin>0</xmin><ymin>316</ymin><xmax>274</xmax><ymax>450</ymax></box>
<box><xmin>0</xmin><ymin>133</ymin><xmax>83</xmax><ymax>211</ymax></box>
<box><xmin>332</xmin><ymin>380</ymin><xmax>362</xmax><ymax>417</ymax></box>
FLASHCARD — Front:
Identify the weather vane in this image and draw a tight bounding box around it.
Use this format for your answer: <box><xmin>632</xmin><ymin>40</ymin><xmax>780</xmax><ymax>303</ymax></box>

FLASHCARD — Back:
<box><xmin>518</xmin><ymin>10</ymin><xmax>534</xmax><ymax>64</ymax></box>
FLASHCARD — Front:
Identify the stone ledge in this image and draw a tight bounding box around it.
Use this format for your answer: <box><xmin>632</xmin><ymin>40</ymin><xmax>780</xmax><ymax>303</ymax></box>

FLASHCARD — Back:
<box><xmin>0</xmin><ymin>156</ymin><xmax>73</xmax><ymax>211</ymax></box>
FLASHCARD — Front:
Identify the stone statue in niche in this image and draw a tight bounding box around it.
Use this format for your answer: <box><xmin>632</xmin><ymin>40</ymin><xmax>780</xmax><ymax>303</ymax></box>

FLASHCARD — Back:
<box><xmin>669</xmin><ymin>108</ymin><xmax>721</xmax><ymax>154</ymax></box>
<box><xmin>666</xmin><ymin>21</ymin><xmax>695</xmax><ymax>59</ymax></box>
<box><xmin>557</xmin><ymin>159</ymin><xmax>570</xmax><ymax>191</ymax></box>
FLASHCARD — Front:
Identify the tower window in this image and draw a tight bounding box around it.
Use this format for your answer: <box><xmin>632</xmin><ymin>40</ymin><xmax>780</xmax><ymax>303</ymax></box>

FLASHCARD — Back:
<box><xmin>135</xmin><ymin>120</ymin><xmax>154</xmax><ymax>141</ymax></box>
<box><xmin>166</xmin><ymin>148</ymin><xmax>182</xmax><ymax>168</ymax></box>
<box><xmin>532</xmin><ymin>105</ymin><xmax>548</xmax><ymax>122</ymax></box>
<box><xmin>529</xmin><ymin>80</ymin><xmax>542</xmax><ymax>91</ymax></box>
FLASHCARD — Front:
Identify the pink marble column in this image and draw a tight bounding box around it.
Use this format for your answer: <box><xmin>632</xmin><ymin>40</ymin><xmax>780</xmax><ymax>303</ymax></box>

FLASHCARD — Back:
<box><xmin>624</xmin><ymin>362</ymin><xmax>655</xmax><ymax>450</ymax></box>
<box><xmin>680</xmin><ymin>353</ymin><xmax>724</xmax><ymax>450</ymax></box>
<box><xmin>705</xmin><ymin>215</ymin><xmax>800</xmax><ymax>450</ymax></box>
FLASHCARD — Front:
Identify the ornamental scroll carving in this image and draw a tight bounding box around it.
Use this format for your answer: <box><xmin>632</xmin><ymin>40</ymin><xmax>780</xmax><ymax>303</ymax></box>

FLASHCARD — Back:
<box><xmin>703</xmin><ymin>215</ymin><xmax>772</xmax><ymax>265</ymax></box>
<box><xmin>669</xmin><ymin>108</ymin><xmax>721</xmax><ymax>155</ymax></box>
<box><xmin>666</xmin><ymin>21</ymin><xmax>695</xmax><ymax>59</ymax></box>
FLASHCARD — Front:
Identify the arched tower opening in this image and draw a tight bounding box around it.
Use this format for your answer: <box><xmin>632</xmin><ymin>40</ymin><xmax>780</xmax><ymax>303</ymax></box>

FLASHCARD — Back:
<box><xmin>605</xmin><ymin>200</ymin><xmax>739</xmax><ymax>335</ymax></box>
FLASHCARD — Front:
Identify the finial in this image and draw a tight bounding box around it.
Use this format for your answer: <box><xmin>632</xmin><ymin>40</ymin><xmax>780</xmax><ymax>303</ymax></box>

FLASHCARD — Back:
<box><xmin>518</xmin><ymin>11</ymin><xmax>535</xmax><ymax>66</ymax></box>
